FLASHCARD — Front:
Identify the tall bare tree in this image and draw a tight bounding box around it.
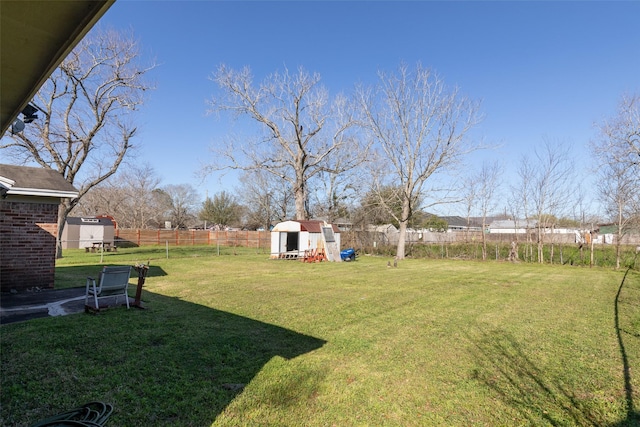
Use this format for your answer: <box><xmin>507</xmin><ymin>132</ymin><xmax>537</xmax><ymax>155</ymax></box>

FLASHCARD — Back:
<box><xmin>595</xmin><ymin>94</ymin><xmax>640</xmax><ymax>172</ymax></box>
<box><xmin>159</xmin><ymin>184</ymin><xmax>201</xmax><ymax>229</ymax></box>
<box><xmin>592</xmin><ymin>93</ymin><xmax>640</xmax><ymax>268</ymax></box>
<box><xmin>116</xmin><ymin>165</ymin><xmax>165</xmax><ymax>229</ymax></box>
<box><xmin>72</xmin><ymin>164</ymin><xmax>164</xmax><ymax>229</ymax></box>
<box><xmin>510</xmin><ymin>156</ymin><xmax>536</xmax><ymax>261</ymax></box>
<box><xmin>0</xmin><ymin>28</ymin><xmax>155</xmax><ymax>257</ymax></box>
<box><xmin>475</xmin><ymin>161</ymin><xmax>503</xmax><ymax>260</ymax></box>
<box><xmin>357</xmin><ymin>63</ymin><xmax>483</xmax><ymax>259</ymax></box>
<box><xmin>235</xmin><ymin>169</ymin><xmax>294</xmax><ymax>230</ymax></box>
<box><xmin>596</xmin><ymin>162</ymin><xmax>639</xmax><ymax>268</ymax></box>
<box><xmin>311</xmin><ymin>161</ymin><xmax>361</xmax><ymax>223</ymax></box>
<box><xmin>524</xmin><ymin>140</ymin><xmax>575</xmax><ymax>263</ymax></box>
<box><xmin>206</xmin><ymin>65</ymin><xmax>363</xmax><ymax>220</ymax></box>
<box><xmin>461</xmin><ymin>173</ymin><xmax>478</xmax><ymax>243</ymax></box>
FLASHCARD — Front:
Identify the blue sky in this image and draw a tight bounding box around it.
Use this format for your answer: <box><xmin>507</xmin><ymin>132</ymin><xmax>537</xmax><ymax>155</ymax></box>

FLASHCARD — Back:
<box><xmin>99</xmin><ymin>0</ymin><xmax>640</xmax><ymax>212</ymax></box>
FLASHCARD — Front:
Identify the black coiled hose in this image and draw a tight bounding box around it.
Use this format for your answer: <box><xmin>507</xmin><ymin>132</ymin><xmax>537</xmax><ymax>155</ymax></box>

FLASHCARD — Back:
<box><xmin>30</xmin><ymin>401</ymin><xmax>113</xmax><ymax>427</ymax></box>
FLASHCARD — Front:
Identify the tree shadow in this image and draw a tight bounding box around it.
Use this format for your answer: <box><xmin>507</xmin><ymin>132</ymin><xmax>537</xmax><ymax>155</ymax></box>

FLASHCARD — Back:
<box><xmin>2</xmin><ymin>286</ymin><xmax>327</xmax><ymax>426</ymax></box>
<box><xmin>467</xmin><ymin>264</ymin><xmax>640</xmax><ymax>426</ymax></box>
<box><xmin>467</xmin><ymin>328</ymin><xmax>604</xmax><ymax>426</ymax></box>
<box><xmin>611</xmin><ymin>262</ymin><xmax>640</xmax><ymax>426</ymax></box>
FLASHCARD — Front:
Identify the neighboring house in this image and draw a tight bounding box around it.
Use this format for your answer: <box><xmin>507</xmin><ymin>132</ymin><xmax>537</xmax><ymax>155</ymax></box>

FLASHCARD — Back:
<box><xmin>439</xmin><ymin>216</ymin><xmax>482</xmax><ymax>232</ymax></box>
<box><xmin>270</xmin><ymin>220</ymin><xmax>342</xmax><ymax>261</ymax></box>
<box><xmin>0</xmin><ymin>164</ymin><xmax>78</xmax><ymax>292</ymax></box>
<box><xmin>365</xmin><ymin>223</ymin><xmax>399</xmax><ymax>234</ymax></box>
<box><xmin>365</xmin><ymin>223</ymin><xmax>399</xmax><ymax>245</ymax></box>
<box><xmin>488</xmin><ymin>219</ymin><xmax>536</xmax><ymax>234</ymax></box>
<box><xmin>332</xmin><ymin>217</ymin><xmax>353</xmax><ymax>232</ymax></box>
<box><xmin>62</xmin><ymin>216</ymin><xmax>115</xmax><ymax>249</ymax></box>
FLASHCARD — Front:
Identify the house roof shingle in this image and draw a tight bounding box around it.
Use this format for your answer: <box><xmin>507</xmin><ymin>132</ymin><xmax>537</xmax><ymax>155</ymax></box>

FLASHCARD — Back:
<box><xmin>0</xmin><ymin>164</ymin><xmax>78</xmax><ymax>198</ymax></box>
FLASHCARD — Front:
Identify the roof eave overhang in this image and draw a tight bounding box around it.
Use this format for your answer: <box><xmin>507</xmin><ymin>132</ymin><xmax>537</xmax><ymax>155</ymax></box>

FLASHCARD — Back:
<box><xmin>0</xmin><ymin>176</ymin><xmax>16</xmax><ymax>189</ymax></box>
<box><xmin>0</xmin><ymin>0</ymin><xmax>115</xmax><ymax>136</ymax></box>
<box><xmin>6</xmin><ymin>188</ymin><xmax>78</xmax><ymax>199</ymax></box>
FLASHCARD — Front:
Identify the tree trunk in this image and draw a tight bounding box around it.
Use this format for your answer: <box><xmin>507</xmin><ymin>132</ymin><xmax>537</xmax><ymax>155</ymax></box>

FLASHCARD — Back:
<box><xmin>294</xmin><ymin>163</ymin><xmax>308</xmax><ymax>220</ymax></box>
<box><xmin>396</xmin><ymin>220</ymin><xmax>407</xmax><ymax>260</ymax></box>
<box><xmin>615</xmin><ymin>236</ymin><xmax>621</xmax><ymax>270</ymax></box>
<box><xmin>56</xmin><ymin>199</ymin><xmax>73</xmax><ymax>259</ymax></box>
<box><xmin>537</xmin><ymin>226</ymin><xmax>544</xmax><ymax>263</ymax></box>
<box><xmin>395</xmin><ymin>197</ymin><xmax>412</xmax><ymax>260</ymax></box>
<box><xmin>481</xmin><ymin>225</ymin><xmax>487</xmax><ymax>261</ymax></box>
<box><xmin>508</xmin><ymin>241</ymin><xmax>519</xmax><ymax>262</ymax></box>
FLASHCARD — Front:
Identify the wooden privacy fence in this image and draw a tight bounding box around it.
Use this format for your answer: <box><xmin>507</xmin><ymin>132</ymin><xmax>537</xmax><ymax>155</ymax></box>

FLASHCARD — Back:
<box><xmin>116</xmin><ymin>229</ymin><xmax>271</xmax><ymax>249</ymax></box>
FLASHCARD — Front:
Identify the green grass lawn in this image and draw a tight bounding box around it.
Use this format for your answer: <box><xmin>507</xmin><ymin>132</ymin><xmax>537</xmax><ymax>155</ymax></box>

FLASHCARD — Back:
<box><xmin>2</xmin><ymin>252</ymin><xmax>640</xmax><ymax>426</ymax></box>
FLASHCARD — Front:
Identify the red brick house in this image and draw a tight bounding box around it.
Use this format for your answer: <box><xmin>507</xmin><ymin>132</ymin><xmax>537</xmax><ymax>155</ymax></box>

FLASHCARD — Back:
<box><xmin>0</xmin><ymin>164</ymin><xmax>78</xmax><ymax>292</ymax></box>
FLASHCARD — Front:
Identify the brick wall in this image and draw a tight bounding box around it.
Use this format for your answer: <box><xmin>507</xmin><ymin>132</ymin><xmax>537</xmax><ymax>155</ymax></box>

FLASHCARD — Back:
<box><xmin>0</xmin><ymin>200</ymin><xmax>59</xmax><ymax>292</ymax></box>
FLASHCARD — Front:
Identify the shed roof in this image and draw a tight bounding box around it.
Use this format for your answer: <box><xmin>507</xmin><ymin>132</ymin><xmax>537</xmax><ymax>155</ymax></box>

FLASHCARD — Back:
<box><xmin>0</xmin><ymin>163</ymin><xmax>78</xmax><ymax>198</ymax></box>
<box><xmin>66</xmin><ymin>216</ymin><xmax>114</xmax><ymax>226</ymax></box>
<box><xmin>297</xmin><ymin>220</ymin><xmax>339</xmax><ymax>233</ymax></box>
<box><xmin>272</xmin><ymin>220</ymin><xmax>340</xmax><ymax>233</ymax></box>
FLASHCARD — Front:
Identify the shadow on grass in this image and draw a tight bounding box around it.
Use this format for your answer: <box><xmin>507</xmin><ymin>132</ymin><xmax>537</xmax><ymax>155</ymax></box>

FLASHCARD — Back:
<box><xmin>468</xmin><ymin>265</ymin><xmax>640</xmax><ymax>427</ymax></box>
<box><xmin>1</xmin><ymin>289</ymin><xmax>326</xmax><ymax>426</ymax></box>
<box><xmin>612</xmin><ymin>262</ymin><xmax>640</xmax><ymax>426</ymax></box>
<box><xmin>54</xmin><ymin>264</ymin><xmax>168</xmax><ymax>290</ymax></box>
<box><xmin>468</xmin><ymin>328</ymin><xmax>605</xmax><ymax>426</ymax></box>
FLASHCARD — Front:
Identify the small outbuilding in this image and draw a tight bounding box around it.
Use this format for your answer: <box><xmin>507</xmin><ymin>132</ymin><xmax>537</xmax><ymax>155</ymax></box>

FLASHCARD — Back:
<box><xmin>62</xmin><ymin>216</ymin><xmax>115</xmax><ymax>250</ymax></box>
<box><xmin>270</xmin><ymin>220</ymin><xmax>342</xmax><ymax>261</ymax></box>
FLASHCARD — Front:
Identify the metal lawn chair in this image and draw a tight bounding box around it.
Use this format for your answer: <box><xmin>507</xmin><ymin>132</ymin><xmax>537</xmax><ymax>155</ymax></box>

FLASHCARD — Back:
<box><xmin>85</xmin><ymin>266</ymin><xmax>132</xmax><ymax>310</ymax></box>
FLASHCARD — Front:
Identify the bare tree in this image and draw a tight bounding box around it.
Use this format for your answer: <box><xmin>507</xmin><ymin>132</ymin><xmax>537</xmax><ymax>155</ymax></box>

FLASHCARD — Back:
<box><xmin>592</xmin><ymin>93</ymin><xmax>640</xmax><ymax>268</ymax></box>
<box><xmin>235</xmin><ymin>169</ymin><xmax>294</xmax><ymax>230</ymax></box>
<box><xmin>510</xmin><ymin>156</ymin><xmax>537</xmax><ymax>262</ymax></box>
<box><xmin>72</xmin><ymin>183</ymin><xmax>126</xmax><ymax>219</ymax></box>
<box><xmin>159</xmin><ymin>184</ymin><xmax>201</xmax><ymax>229</ymax></box>
<box><xmin>595</xmin><ymin>94</ymin><xmax>640</xmax><ymax>172</ymax></box>
<box><xmin>0</xmin><ymin>28</ymin><xmax>155</xmax><ymax>257</ymax></box>
<box><xmin>475</xmin><ymin>161</ymin><xmax>503</xmax><ymax>260</ymax></box>
<box><xmin>73</xmin><ymin>164</ymin><xmax>164</xmax><ymax>229</ymax></box>
<box><xmin>596</xmin><ymin>162</ymin><xmax>639</xmax><ymax>268</ymax></box>
<box><xmin>461</xmin><ymin>174</ymin><xmax>478</xmax><ymax>244</ymax></box>
<box><xmin>526</xmin><ymin>140</ymin><xmax>575</xmax><ymax>263</ymax></box>
<box><xmin>357</xmin><ymin>63</ymin><xmax>483</xmax><ymax>259</ymax></box>
<box><xmin>311</xmin><ymin>161</ymin><xmax>361</xmax><ymax>223</ymax></box>
<box><xmin>206</xmin><ymin>65</ymin><xmax>363</xmax><ymax>220</ymax></box>
<box><xmin>116</xmin><ymin>165</ymin><xmax>165</xmax><ymax>229</ymax></box>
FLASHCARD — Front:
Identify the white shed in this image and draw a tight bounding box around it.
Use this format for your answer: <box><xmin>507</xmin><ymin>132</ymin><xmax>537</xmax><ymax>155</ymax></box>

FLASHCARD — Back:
<box><xmin>270</xmin><ymin>220</ymin><xmax>341</xmax><ymax>261</ymax></box>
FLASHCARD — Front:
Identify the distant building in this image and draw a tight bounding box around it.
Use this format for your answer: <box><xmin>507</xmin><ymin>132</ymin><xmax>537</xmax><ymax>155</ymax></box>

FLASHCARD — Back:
<box><xmin>62</xmin><ymin>216</ymin><xmax>115</xmax><ymax>249</ymax></box>
<box><xmin>488</xmin><ymin>219</ymin><xmax>537</xmax><ymax>234</ymax></box>
<box><xmin>270</xmin><ymin>220</ymin><xmax>341</xmax><ymax>261</ymax></box>
<box><xmin>438</xmin><ymin>216</ymin><xmax>482</xmax><ymax>232</ymax></box>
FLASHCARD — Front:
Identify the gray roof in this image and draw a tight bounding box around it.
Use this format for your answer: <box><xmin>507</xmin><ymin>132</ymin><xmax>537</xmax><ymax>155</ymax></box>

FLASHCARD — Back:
<box><xmin>0</xmin><ymin>163</ymin><xmax>78</xmax><ymax>197</ymax></box>
<box><xmin>66</xmin><ymin>216</ymin><xmax>113</xmax><ymax>226</ymax></box>
<box><xmin>439</xmin><ymin>216</ymin><xmax>481</xmax><ymax>228</ymax></box>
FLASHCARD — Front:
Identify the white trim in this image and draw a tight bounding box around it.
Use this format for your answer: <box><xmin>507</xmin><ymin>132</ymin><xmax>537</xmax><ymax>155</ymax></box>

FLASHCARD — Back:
<box><xmin>6</xmin><ymin>187</ymin><xmax>78</xmax><ymax>199</ymax></box>
<box><xmin>0</xmin><ymin>176</ymin><xmax>15</xmax><ymax>188</ymax></box>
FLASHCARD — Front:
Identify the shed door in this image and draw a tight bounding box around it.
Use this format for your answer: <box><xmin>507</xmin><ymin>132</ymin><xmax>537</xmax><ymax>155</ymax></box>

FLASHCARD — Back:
<box><xmin>79</xmin><ymin>225</ymin><xmax>101</xmax><ymax>248</ymax></box>
<box><xmin>286</xmin><ymin>232</ymin><xmax>299</xmax><ymax>252</ymax></box>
